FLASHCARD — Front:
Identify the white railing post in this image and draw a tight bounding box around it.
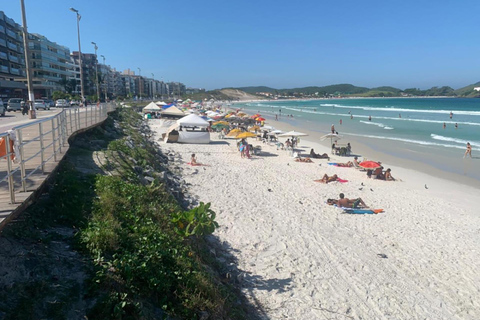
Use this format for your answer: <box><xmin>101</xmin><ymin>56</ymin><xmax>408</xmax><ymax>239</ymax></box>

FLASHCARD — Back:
<box><xmin>5</xmin><ymin>135</ymin><xmax>15</xmax><ymax>204</ymax></box>
<box><xmin>17</xmin><ymin>130</ymin><xmax>27</xmax><ymax>192</ymax></box>
<box><xmin>39</xmin><ymin>122</ymin><xmax>45</xmax><ymax>174</ymax></box>
<box><xmin>51</xmin><ymin>119</ymin><xmax>57</xmax><ymax>162</ymax></box>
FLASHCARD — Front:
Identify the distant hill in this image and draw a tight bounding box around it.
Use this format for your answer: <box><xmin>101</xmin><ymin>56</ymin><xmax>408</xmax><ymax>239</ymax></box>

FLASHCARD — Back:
<box><xmin>454</xmin><ymin>81</ymin><xmax>480</xmax><ymax>97</ymax></box>
<box><xmin>225</xmin><ymin>82</ymin><xmax>480</xmax><ymax>98</ymax></box>
<box><xmin>183</xmin><ymin>89</ymin><xmax>264</xmax><ymax>101</ymax></box>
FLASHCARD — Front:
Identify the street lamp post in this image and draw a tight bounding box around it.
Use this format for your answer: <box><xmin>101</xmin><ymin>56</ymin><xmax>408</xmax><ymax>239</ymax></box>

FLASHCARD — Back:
<box><xmin>151</xmin><ymin>73</ymin><xmax>155</xmax><ymax>100</ymax></box>
<box><xmin>19</xmin><ymin>0</ymin><xmax>36</xmax><ymax>119</ymax></box>
<box><xmin>91</xmin><ymin>42</ymin><xmax>100</xmax><ymax>103</ymax></box>
<box><xmin>137</xmin><ymin>67</ymin><xmax>141</xmax><ymax>99</ymax></box>
<box><xmin>100</xmin><ymin>55</ymin><xmax>107</xmax><ymax>101</ymax></box>
<box><xmin>70</xmin><ymin>8</ymin><xmax>85</xmax><ymax>105</ymax></box>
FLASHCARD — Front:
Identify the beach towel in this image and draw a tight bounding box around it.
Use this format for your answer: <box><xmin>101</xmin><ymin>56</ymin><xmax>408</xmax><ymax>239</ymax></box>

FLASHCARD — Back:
<box><xmin>343</xmin><ymin>208</ymin><xmax>384</xmax><ymax>214</ymax></box>
<box><xmin>186</xmin><ymin>162</ymin><xmax>209</xmax><ymax>166</ymax></box>
<box><xmin>336</xmin><ymin>178</ymin><xmax>348</xmax><ymax>183</ymax></box>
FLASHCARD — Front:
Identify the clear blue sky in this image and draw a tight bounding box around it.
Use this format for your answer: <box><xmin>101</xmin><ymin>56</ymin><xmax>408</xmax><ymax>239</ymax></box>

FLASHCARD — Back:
<box><xmin>3</xmin><ymin>0</ymin><xmax>480</xmax><ymax>90</ymax></box>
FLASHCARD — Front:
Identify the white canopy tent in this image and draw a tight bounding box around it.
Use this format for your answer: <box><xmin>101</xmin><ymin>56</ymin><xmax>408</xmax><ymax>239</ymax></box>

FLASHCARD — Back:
<box><xmin>161</xmin><ymin>106</ymin><xmax>185</xmax><ymax>117</ymax></box>
<box><xmin>143</xmin><ymin>102</ymin><xmax>161</xmax><ymax>112</ymax></box>
<box><xmin>155</xmin><ymin>101</ymin><xmax>167</xmax><ymax>106</ymax></box>
<box><xmin>164</xmin><ymin>114</ymin><xmax>210</xmax><ymax>144</ymax></box>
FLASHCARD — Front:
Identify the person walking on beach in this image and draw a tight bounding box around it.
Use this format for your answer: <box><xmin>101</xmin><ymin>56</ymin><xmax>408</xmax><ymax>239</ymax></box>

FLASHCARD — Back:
<box><xmin>464</xmin><ymin>142</ymin><xmax>472</xmax><ymax>158</ymax></box>
<box><xmin>331</xmin><ymin>124</ymin><xmax>335</xmax><ymax>134</ymax></box>
<box><xmin>350</xmin><ymin>114</ymin><xmax>353</xmax><ymax>119</ymax></box>
<box><xmin>339</xmin><ymin>119</ymin><xmax>342</xmax><ymax>125</ymax></box>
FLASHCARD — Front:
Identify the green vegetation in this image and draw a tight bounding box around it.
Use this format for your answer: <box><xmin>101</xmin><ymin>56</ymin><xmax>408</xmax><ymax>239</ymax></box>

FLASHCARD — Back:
<box><xmin>228</xmin><ymin>81</ymin><xmax>480</xmax><ymax>98</ymax></box>
<box><xmin>0</xmin><ymin>108</ymin><xmax>248</xmax><ymax>319</ymax></box>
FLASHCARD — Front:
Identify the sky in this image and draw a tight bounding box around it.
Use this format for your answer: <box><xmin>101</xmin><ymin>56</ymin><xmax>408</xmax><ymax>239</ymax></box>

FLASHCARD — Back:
<box><xmin>2</xmin><ymin>0</ymin><xmax>480</xmax><ymax>90</ymax></box>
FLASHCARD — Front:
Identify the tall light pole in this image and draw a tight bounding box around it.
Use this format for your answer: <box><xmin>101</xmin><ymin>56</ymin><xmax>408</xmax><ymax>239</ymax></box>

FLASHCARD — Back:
<box><xmin>100</xmin><ymin>55</ymin><xmax>107</xmax><ymax>101</ymax></box>
<box><xmin>151</xmin><ymin>73</ymin><xmax>155</xmax><ymax>100</ymax></box>
<box><xmin>91</xmin><ymin>41</ymin><xmax>100</xmax><ymax>103</ymax></box>
<box><xmin>20</xmin><ymin>0</ymin><xmax>35</xmax><ymax>119</ymax></box>
<box><xmin>137</xmin><ymin>67</ymin><xmax>141</xmax><ymax>99</ymax></box>
<box><xmin>70</xmin><ymin>8</ymin><xmax>84</xmax><ymax>105</ymax></box>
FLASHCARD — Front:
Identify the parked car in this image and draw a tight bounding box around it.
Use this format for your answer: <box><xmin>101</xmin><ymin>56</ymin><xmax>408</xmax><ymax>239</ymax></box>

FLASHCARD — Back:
<box><xmin>34</xmin><ymin>99</ymin><xmax>50</xmax><ymax>110</ymax></box>
<box><xmin>70</xmin><ymin>100</ymin><xmax>80</xmax><ymax>106</ymax></box>
<box><xmin>45</xmin><ymin>99</ymin><xmax>55</xmax><ymax>108</ymax></box>
<box><xmin>55</xmin><ymin>99</ymin><xmax>70</xmax><ymax>108</ymax></box>
<box><xmin>0</xmin><ymin>99</ymin><xmax>5</xmax><ymax>116</ymax></box>
<box><xmin>7</xmin><ymin>98</ymin><xmax>25</xmax><ymax>112</ymax></box>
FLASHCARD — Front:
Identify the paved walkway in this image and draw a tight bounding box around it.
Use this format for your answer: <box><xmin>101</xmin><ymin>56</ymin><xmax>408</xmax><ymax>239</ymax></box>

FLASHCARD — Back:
<box><xmin>0</xmin><ymin>104</ymin><xmax>115</xmax><ymax>229</ymax></box>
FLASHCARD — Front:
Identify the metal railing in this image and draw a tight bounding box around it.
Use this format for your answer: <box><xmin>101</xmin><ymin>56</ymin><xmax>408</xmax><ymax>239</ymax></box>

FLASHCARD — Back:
<box><xmin>0</xmin><ymin>103</ymin><xmax>116</xmax><ymax>204</ymax></box>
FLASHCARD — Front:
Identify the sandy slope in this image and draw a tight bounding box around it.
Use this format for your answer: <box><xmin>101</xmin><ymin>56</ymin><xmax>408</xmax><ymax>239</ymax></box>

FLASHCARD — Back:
<box><xmin>150</xmin><ymin>119</ymin><xmax>480</xmax><ymax>319</ymax></box>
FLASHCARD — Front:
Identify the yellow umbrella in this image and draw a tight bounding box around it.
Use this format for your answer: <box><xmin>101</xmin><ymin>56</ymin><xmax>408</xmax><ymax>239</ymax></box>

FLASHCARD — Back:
<box><xmin>226</xmin><ymin>128</ymin><xmax>243</xmax><ymax>137</ymax></box>
<box><xmin>237</xmin><ymin>112</ymin><xmax>247</xmax><ymax>116</ymax></box>
<box><xmin>235</xmin><ymin>132</ymin><xmax>257</xmax><ymax>139</ymax></box>
<box><xmin>249</xmin><ymin>125</ymin><xmax>260</xmax><ymax>132</ymax></box>
<box><xmin>213</xmin><ymin>121</ymin><xmax>229</xmax><ymax>126</ymax></box>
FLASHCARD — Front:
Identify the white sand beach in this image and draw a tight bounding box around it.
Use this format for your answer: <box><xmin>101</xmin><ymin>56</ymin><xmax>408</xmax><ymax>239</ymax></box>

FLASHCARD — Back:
<box><xmin>149</xmin><ymin>119</ymin><xmax>480</xmax><ymax>319</ymax></box>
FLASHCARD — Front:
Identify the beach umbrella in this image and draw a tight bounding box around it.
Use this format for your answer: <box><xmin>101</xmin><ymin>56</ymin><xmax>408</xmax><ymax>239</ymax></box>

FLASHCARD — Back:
<box><xmin>359</xmin><ymin>161</ymin><xmax>381</xmax><ymax>169</ymax></box>
<box><xmin>226</xmin><ymin>128</ymin><xmax>243</xmax><ymax>137</ymax></box>
<box><xmin>250</xmin><ymin>114</ymin><xmax>260</xmax><ymax>119</ymax></box>
<box><xmin>213</xmin><ymin>121</ymin><xmax>229</xmax><ymax>126</ymax></box>
<box><xmin>255</xmin><ymin>117</ymin><xmax>266</xmax><ymax>121</ymax></box>
<box><xmin>235</xmin><ymin>132</ymin><xmax>257</xmax><ymax>139</ymax></box>
<box><xmin>321</xmin><ymin>133</ymin><xmax>342</xmax><ymax>146</ymax></box>
<box><xmin>237</xmin><ymin>112</ymin><xmax>247</xmax><ymax>116</ymax></box>
<box><xmin>278</xmin><ymin>130</ymin><xmax>308</xmax><ymax>137</ymax></box>
<box><xmin>249</xmin><ymin>125</ymin><xmax>261</xmax><ymax>132</ymax></box>
<box><xmin>212</xmin><ymin>123</ymin><xmax>229</xmax><ymax>130</ymax></box>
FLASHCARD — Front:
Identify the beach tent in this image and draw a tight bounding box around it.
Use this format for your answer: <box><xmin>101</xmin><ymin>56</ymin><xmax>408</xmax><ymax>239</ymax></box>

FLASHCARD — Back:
<box><xmin>164</xmin><ymin>114</ymin><xmax>210</xmax><ymax>144</ymax></box>
<box><xmin>143</xmin><ymin>102</ymin><xmax>161</xmax><ymax>112</ymax></box>
<box><xmin>161</xmin><ymin>106</ymin><xmax>185</xmax><ymax>117</ymax></box>
<box><xmin>155</xmin><ymin>101</ymin><xmax>167</xmax><ymax>106</ymax></box>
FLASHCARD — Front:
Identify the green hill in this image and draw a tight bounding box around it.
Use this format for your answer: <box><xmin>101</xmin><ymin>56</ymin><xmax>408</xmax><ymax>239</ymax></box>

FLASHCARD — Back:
<box><xmin>454</xmin><ymin>81</ymin><xmax>480</xmax><ymax>97</ymax></box>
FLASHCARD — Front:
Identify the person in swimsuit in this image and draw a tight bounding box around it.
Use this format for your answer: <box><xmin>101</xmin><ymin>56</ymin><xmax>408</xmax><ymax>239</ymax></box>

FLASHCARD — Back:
<box><xmin>337</xmin><ymin>193</ymin><xmax>368</xmax><ymax>208</ymax></box>
<box><xmin>464</xmin><ymin>142</ymin><xmax>472</xmax><ymax>158</ymax></box>
<box><xmin>314</xmin><ymin>174</ymin><xmax>338</xmax><ymax>183</ymax></box>
<box><xmin>384</xmin><ymin>168</ymin><xmax>395</xmax><ymax>181</ymax></box>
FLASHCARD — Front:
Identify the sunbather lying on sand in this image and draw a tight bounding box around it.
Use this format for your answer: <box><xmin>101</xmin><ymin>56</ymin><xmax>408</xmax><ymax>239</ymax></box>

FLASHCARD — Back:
<box><xmin>295</xmin><ymin>157</ymin><xmax>313</xmax><ymax>163</ymax></box>
<box><xmin>310</xmin><ymin>149</ymin><xmax>330</xmax><ymax>159</ymax></box>
<box><xmin>314</xmin><ymin>174</ymin><xmax>339</xmax><ymax>183</ymax></box>
<box><xmin>336</xmin><ymin>193</ymin><xmax>368</xmax><ymax>208</ymax></box>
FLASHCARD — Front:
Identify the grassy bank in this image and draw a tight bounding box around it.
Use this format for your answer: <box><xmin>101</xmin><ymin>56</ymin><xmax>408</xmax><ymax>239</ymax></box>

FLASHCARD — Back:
<box><xmin>0</xmin><ymin>108</ymin><xmax>248</xmax><ymax>319</ymax></box>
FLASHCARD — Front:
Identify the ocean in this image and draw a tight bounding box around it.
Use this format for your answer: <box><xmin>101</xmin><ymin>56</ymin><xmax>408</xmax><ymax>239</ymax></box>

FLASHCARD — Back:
<box><xmin>236</xmin><ymin>98</ymin><xmax>480</xmax><ymax>185</ymax></box>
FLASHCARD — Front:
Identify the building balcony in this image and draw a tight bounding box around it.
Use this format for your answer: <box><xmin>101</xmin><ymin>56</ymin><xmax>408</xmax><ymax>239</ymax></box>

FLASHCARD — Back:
<box><xmin>0</xmin><ymin>25</ymin><xmax>5</xmax><ymax>33</ymax></box>
<box><xmin>8</xmin><ymin>54</ymin><xmax>18</xmax><ymax>63</ymax></box>
<box><xmin>6</xmin><ymin>29</ymin><xmax>17</xmax><ymax>39</ymax></box>
<box><xmin>0</xmin><ymin>38</ymin><xmax>6</xmax><ymax>47</ymax></box>
<box><xmin>0</xmin><ymin>65</ymin><xmax>9</xmax><ymax>73</ymax></box>
<box><xmin>10</xmin><ymin>68</ymin><xmax>20</xmax><ymax>75</ymax></box>
<box><xmin>5</xmin><ymin>17</ymin><xmax>16</xmax><ymax>27</ymax></box>
<box><xmin>0</xmin><ymin>51</ymin><xmax>7</xmax><ymax>60</ymax></box>
<box><xmin>7</xmin><ymin>42</ymin><xmax>17</xmax><ymax>51</ymax></box>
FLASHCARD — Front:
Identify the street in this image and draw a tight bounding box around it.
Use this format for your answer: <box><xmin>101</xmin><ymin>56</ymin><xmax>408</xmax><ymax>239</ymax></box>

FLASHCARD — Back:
<box><xmin>0</xmin><ymin>108</ymin><xmax>64</xmax><ymax>132</ymax></box>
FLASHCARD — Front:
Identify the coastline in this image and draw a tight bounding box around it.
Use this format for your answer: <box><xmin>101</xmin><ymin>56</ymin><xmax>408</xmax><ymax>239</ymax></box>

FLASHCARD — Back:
<box><xmin>232</xmin><ymin>100</ymin><xmax>480</xmax><ymax>190</ymax></box>
<box><xmin>149</xmin><ymin>117</ymin><xmax>480</xmax><ymax>319</ymax></box>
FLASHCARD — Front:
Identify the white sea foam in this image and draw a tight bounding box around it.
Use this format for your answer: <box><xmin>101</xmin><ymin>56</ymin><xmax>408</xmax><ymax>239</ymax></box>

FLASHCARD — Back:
<box><xmin>431</xmin><ymin>134</ymin><xmax>480</xmax><ymax>148</ymax></box>
<box><xmin>326</xmin><ymin>105</ymin><xmax>480</xmax><ymax>116</ymax></box>
<box><xmin>346</xmin><ymin>132</ymin><xmax>468</xmax><ymax>150</ymax></box>
<box><xmin>360</xmin><ymin>120</ymin><xmax>394</xmax><ymax>129</ymax></box>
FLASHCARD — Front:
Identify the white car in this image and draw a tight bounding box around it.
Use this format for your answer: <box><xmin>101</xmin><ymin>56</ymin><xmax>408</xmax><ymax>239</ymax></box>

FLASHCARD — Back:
<box><xmin>34</xmin><ymin>99</ymin><xmax>50</xmax><ymax>110</ymax></box>
<box><xmin>55</xmin><ymin>99</ymin><xmax>70</xmax><ymax>108</ymax></box>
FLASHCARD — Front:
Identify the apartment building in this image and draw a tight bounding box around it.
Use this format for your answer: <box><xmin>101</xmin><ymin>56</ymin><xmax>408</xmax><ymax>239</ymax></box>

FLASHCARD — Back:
<box><xmin>28</xmin><ymin>33</ymin><xmax>72</xmax><ymax>98</ymax></box>
<box><xmin>0</xmin><ymin>11</ymin><xmax>26</xmax><ymax>100</ymax></box>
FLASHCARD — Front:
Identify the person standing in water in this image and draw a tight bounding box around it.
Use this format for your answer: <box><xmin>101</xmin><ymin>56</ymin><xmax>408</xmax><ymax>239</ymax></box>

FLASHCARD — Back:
<box><xmin>464</xmin><ymin>142</ymin><xmax>472</xmax><ymax>158</ymax></box>
<box><xmin>443</xmin><ymin>122</ymin><xmax>446</xmax><ymax>129</ymax></box>
<box><xmin>368</xmin><ymin>115</ymin><xmax>372</xmax><ymax>121</ymax></box>
<box><xmin>450</xmin><ymin>111</ymin><xmax>453</xmax><ymax>119</ymax></box>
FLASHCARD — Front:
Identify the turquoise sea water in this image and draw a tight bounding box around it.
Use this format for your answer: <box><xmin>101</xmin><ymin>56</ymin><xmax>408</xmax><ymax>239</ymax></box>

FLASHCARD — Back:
<box><xmin>236</xmin><ymin>98</ymin><xmax>480</xmax><ymax>184</ymax></box>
